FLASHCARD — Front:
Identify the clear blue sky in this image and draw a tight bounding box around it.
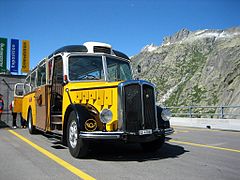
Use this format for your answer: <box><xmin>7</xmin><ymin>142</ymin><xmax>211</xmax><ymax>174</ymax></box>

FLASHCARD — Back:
<box><xmin>0</xmin><ymin>0</ymin><xmax>240</xmax><ymax>72</ymax></box>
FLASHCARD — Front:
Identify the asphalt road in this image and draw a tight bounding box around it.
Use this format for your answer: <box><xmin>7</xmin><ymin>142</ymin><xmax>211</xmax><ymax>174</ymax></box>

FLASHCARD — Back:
<box><xmin>0</xmin><ymin>123</ymin><xmax>239</xmax><ymax>180</ymax></box>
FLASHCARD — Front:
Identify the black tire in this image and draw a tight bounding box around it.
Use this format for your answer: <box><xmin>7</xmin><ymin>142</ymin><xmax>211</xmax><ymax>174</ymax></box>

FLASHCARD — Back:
<box><xmin>141</xmin><ymin>136</ymin><xmax>165</xmax><ymax>152</ymax></box>
<box><xmin>67</xmin><ymin>111</ymin><xmax>89</xmax><ymax>158</ymax></box>
<box><xmin>28</xmin><ymin>109</ymin><xmax>37</xmax><ymax>134</ymax></box>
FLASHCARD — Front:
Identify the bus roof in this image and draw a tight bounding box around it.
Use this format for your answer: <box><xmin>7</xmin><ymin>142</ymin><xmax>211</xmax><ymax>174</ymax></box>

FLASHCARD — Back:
<box><xmin>48</xmin><ymin>44</ymin><xmax>130</xmax><ymax>60</ymax></box>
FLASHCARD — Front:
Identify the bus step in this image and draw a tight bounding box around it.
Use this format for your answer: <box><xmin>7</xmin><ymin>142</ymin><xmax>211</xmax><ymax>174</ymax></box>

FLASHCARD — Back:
<box><xmin>51</xmin><ymin>123</ymin><xmax>62</xmax><ymax>131</ymax></box>
<box><xmin>51</xmin><ymin>129</ymin><xmax>63</xmax><ymax>135</ymax></box>
<box><xmin>51</xmin><ymin>115</ymin><xmax>62</xmax><ymax>124</ymax></box>
<box><xmin>51</xmin><ymin>114</ymin><xmax>62</xmax><ymax>118</ymax></box>
<box><xmin>51</xmin><ymin>121</ymin><xmax>62</xmax><ymax>125</ymax></box>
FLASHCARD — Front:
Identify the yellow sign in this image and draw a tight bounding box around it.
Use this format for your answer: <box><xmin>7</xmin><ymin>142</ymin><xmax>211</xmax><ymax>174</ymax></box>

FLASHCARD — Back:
<box><xmin>21</xmin><ymin>40</ymin><xmax>30</xmax><ymax>73</ymax></box>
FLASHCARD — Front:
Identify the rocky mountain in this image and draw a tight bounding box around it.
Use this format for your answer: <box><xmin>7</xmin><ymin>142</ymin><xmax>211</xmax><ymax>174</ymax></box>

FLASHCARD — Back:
<box><xmin>131</xmin><ymin>27</ymin><xmax>240</xmax><ymax>118</ymax></box>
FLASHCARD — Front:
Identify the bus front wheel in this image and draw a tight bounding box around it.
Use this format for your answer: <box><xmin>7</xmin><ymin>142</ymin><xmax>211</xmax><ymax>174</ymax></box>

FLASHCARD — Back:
<box><xmin>67</xmin><ymin>111</ymin><xmax>89</xmax><ymax>158</ymax></box>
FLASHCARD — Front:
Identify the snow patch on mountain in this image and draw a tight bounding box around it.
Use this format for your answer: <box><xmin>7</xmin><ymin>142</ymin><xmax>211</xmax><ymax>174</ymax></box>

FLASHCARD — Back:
<box><xmin>141</xmin><ymin>44</ymin><xmax>158</xmax><ymax>52</ymax></box>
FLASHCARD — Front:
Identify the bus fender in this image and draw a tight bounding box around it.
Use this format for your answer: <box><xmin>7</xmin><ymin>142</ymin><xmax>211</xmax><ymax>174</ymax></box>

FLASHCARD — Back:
<box><xmin>62</xmin><ymin>104</ymin><xmax>91</xmax><ymax>144</ymax></box>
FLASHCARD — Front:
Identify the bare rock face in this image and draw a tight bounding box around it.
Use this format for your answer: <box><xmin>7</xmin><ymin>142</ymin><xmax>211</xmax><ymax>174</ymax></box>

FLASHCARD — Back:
<box><xmin>163</xmin><ymin>28</ymin><xmax>190</xmax><ymax>44</ymax></box>
<box><xmin>131</xmin><ymin>27</ymin><xmax>240</xmax><ymax>118</ymax></box>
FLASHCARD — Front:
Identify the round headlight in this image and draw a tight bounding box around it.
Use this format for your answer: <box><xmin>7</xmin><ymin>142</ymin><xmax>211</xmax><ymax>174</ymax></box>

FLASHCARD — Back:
<box><xmin>161</xmin><ymin>108</ymin><xmax>171</xmax><ymax>121</ymax></box>
<box><xmin>100</xmin><ymin>109</ymin><xmax>113</xmax><ymax>123</ymax></box>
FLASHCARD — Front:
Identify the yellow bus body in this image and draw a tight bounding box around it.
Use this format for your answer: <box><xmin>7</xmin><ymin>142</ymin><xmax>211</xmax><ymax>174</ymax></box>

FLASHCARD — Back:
<box><xmin>63</xmin><ymin>81</ymin><xmax>120</xmax><ymax>131</ymax></box>
<box><xmin>21</xmin><ymin>92</ymin><xmax>37</xmax><ymax>127</ymax></box>
<box><xmin>18</xmin><ymin>81</ymin><xmax>120</xmax><ymax>132</ymax></box>
<box><xmin>13</xmin><ymin>97</ymin><xmax>23</xmax><ymax>113</ymax></box>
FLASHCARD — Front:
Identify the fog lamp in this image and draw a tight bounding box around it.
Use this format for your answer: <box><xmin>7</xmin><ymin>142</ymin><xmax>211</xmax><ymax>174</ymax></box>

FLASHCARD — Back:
<box><xmin>100</xmin><ymin>109</ymin><xmax>113</xmax><ymax>123</ymax></box>
<box><xmin>161</xmin><ymin>108</ymin><xmax>171</xmax><ymax>121</ymax></box>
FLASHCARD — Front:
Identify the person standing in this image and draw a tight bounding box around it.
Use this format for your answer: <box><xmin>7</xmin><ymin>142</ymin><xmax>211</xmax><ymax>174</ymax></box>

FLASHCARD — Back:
<box><xmin>20</xmin><ymin>113</ymin><xmax>26</xmax><ymax>128</ymax></box>
<box><xmin>0</xmin><ymin>94</ymin><xmax>4</xmax><ymax>121</ymax></box>
<box><xmin>9</xmin><ymin>100</ymin><xmax>17</xmax><ymax>129</ymax></box>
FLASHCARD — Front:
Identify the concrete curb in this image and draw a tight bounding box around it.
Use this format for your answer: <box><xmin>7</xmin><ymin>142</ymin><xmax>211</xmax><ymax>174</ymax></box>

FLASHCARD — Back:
<box><xmin>170</xmin><ymin>117</ymin><xmax>240</xmax><ymax>131</ymax></box>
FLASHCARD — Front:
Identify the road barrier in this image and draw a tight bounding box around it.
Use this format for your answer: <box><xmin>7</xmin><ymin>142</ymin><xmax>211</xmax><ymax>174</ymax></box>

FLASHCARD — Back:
<box><xmin>165</xmin><ymin>105</ymin><xmax>240</xmax><ymax>131</ymax></box>
<box><xmin>170</xmin><ymin>117</ymin><xmax>240</xmax><ymax>131</ymax></box>
<box><xmin>166</xmin><ymin>105</ymin><xmax>240</xmax><ymax>119</ymax></box>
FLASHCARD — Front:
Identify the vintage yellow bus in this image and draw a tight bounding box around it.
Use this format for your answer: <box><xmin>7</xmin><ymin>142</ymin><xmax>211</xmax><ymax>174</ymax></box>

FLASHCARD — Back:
<box><xmin>14</xmin><ymin>42</ymin><xmax>173</xmax><ymax>158</ymax></box>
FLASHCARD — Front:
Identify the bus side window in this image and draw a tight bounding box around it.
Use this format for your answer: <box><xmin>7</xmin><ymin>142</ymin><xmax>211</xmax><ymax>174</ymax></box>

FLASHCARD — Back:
<box><xmin>15</xmin><ymin>84</ymin><xmax>24</xmax><ymax>96</ymax></box>
<box><xmin>53</xmin><ymin>58</ymin><xmax>63</xmax><ymax>85</ymax></box>
<box><xmin>24</xmin><ymin>76</ymin><xmax>31</xmax><ymax>93</ymax></box>
<box><xmin>37</xmin><ymin>63</ymin><xmax>46</xmax><ymax>86</ymax></box>
<box><xmin>31</xmin><ymin>71</ymin><xmax>37</xmax><ymax>90</ymax></box>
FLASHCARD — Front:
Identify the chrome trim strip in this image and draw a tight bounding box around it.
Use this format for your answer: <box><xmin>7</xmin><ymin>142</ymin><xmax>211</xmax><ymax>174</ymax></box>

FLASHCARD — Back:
<box><xmin>140</xmin><ymin>83</ymin><xmax>145</xmax><ymax>129</ymax></box>
<box><xmin>102</xmin><ymin>56</ymin><xmax>108</xmax><ymax>82</ymax></box>
<box><xmin>79</xmin><ymin>131</ymin><xmax>124</xmax><ymax>139</ymax></box>
<box><xmin>119</xmin><ymin>80</ymin><xmax>155</xmax><ymax>87</ymax></box>
<box><xmin>164</xmin><ymin>127</ymin><xmax>174</xmax><ymax>136</ymax></box>
<box><xmin>118</xmin><ymin>82</ymin><xmax>124</xmax><ymax>131</ymax></box>
<box><xmin>154</xmin><ymin>86</ymin><xmax>159</xmax><ymax>130</ymax></box>
<box><xmin>70</xmin><ymin>85</ymin><xmax>118</xmax><ymax>92</ymax></box>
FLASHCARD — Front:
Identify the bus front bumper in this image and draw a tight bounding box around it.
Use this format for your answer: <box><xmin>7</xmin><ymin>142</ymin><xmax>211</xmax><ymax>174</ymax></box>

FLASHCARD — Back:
<box><xmin>79</xmin><ymin>127</ymin><xmax>174</xmax><ymax>141</ymax></box>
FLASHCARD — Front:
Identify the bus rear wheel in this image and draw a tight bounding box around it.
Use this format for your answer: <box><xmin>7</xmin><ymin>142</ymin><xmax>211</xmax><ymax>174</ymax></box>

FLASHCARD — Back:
<box><xmin>67</xmin><ymin>111</ymin><xmax>89</xmax><ymax>158</ymax></box>
<box><xmin>28</xmin><ymin>109</ymin><xmax>37</xmax><ymax>134</ymax></box>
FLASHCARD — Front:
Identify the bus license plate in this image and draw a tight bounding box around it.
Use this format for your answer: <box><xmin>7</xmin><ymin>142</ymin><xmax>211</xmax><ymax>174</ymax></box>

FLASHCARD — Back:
<box><xmin>139</xmin><ymin>129</ymin><xmax>152</xmax><ymax>135</ymax></box>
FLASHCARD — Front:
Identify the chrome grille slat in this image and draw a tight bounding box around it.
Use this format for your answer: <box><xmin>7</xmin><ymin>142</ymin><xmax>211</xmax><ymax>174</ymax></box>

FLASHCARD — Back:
<box><xmin>143</xmin><ymin>84</ymin><xmax>156</xmax><ymax>130</ymax></box>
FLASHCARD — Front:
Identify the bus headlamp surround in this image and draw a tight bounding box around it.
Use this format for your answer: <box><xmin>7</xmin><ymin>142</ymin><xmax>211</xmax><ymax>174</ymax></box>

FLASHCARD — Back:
<box><xmin>100</xmin><ymin>109</ymin><xmax>113</xmax><ymax>123</ymax></box>
<box><xmin>161</xmin><ymin>108</ymin><xmax>172</xmax><ymax>121</ymax></box>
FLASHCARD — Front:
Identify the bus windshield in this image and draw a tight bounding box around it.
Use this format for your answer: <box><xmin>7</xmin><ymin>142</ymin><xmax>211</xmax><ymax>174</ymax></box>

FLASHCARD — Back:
<box><xmin>68</xmin><ymin>56</ymin><xmax>104</xmax><ymax>81</ymax></box>
<box><xmin>68</xmin><ymin>56</ymin><xmax>132</xmax><ymax>81</ymax></box>
<box><xmin>106</xmin><ymin>57</ymin><xmax>132</xmax><ymax>81</ymax></box>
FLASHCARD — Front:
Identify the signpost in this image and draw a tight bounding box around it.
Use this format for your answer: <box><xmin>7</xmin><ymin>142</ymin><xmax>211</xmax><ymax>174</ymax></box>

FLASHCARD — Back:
<box><xmin>0</xmin><ymin>38</ymin><xmax>7</xmax><ymax>73</ymax></box>
<box><xmin>10</xmin><ymin>39</ymin><xmax>19</xmax><ymax>73</ymax></box>
<box><xmin>0</xmin><ymin>37</ymin><xmax>30</xmax><ymax>74</ymax></box>
<box><xmin>21</xmin><ymin>40</ymin><xmax>30</xmax><ymax>73</ymax></box>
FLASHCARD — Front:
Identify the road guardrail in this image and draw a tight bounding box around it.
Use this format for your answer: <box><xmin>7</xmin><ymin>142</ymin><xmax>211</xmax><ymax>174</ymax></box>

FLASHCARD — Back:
<box><xmin>166</xmin><ymin>105</ymin><xmax>240</xmax><ymax>119</ymax></box>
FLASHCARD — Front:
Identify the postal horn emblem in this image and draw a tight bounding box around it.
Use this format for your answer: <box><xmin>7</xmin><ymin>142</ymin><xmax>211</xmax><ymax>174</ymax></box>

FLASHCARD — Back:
<box><xmin>85</xmin><ymin>119</ymin><xmax>97</xmax><ymax>131</ymax></box>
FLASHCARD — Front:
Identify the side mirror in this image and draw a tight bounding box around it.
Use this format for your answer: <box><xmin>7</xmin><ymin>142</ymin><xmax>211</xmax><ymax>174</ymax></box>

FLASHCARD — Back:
<box><xmin>137</xmin><ymin>64</ymin><xmax>141</xmax><ymax>73</ymax></box>
<box><xmin>156</xmin><ymin>91</ymin><xmax>160</xmax><ymax>99</ymax></box>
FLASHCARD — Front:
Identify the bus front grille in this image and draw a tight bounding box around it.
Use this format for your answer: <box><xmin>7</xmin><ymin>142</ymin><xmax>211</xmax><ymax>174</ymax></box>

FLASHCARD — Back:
<box><xmin>122</xmin><ymin>81</ymin><xmax>156</xmax><ymax>133</ymax></box>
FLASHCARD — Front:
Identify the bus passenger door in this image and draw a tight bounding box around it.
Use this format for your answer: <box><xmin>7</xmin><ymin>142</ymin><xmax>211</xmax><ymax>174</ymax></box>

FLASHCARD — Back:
<box><xmin>14</xmin><ymin>83</ymin><xmax>24</xmax><ymax>113</ymax></box>
<box><xmin>35</xmin><ymin>85</ymin><xmax>49</xmax><ymax>130</ymax></box>
<box><xmin>50</xmin><ymin>56</ymin><xmax>63</xmax><ymax>133</ymax></box>
<box><xmin>35</xmin><ymin>62</ymin><xmax>48</xmax><ymax>131</ymax></box>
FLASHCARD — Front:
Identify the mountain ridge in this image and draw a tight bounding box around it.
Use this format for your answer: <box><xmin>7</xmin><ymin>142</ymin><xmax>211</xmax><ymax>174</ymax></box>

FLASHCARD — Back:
<box><xmin>131</xmin><ymin>27</ymin><xmax>240</xmax><ymax>117</ymax></box>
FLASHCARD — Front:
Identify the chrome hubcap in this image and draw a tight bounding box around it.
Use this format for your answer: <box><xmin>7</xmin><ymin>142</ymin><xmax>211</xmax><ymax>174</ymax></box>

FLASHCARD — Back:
<box><xmin>69</xmin><ymin>121</ymin><xmax>78</xmax><ymax>148</ymax></box>
<box><xmin>28</xmin><ymin>114</ymin><xmax>32</xmax><ymax>129</ymax></box>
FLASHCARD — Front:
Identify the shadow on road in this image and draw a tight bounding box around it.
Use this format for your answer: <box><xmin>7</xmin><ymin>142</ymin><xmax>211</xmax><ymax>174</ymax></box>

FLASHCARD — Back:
<box><xmin>41</xmin><ymin>133</ymin><xmax>68</xmax><ymax>149</ymax></box>
<box><xmin>42</xmin><ymin>132</ymin><xmax>187</xmax><ymax>161</ymax></box>
<box><xmin>0</xmin><ymin>120</ymin><xmax>9</xmax><ymax>129</ymax></box>
<box><xmin>85</xmin><ymin>139</ymin><xmax>188</xmax><ymax>162</ymax></box>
